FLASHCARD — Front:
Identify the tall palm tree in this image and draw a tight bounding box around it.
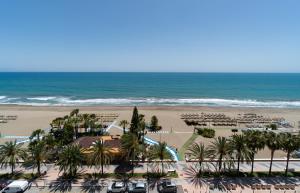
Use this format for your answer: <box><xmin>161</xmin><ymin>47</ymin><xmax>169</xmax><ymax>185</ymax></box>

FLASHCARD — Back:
<box><xmin>187</xmin><ymin>142</ymin><xmax>208</xmax><ymax>175</ymax></box>
<box><xmin>121</xmin><ymin>133</ymin><xmax>143</xmax><ymax>175</ymax></box>
<box><xmin>89</xmin><ymin>140</ymin><xmax>111</xmax><ymax>176</ymax></box>
<box><xmin>121</xmin><ymin>133</ymin><xmax>141</xmax><ymax>164</ymax></box>
<box><xmin>70</xmin><ymin>109</ymin><xmax>79</xmax><ymax>117</ymax></box>
<box><xmin>68</xmin><ymin>116</ymin><xmax>81</xmax><ymax>139</ymax></box>
<box><xmin>244</xmin><ymin>130</ymin><xmax>265</xmax><ymax>175</ymax></box>
<box><xmin>281</xmin><ymin>133</ymin><xmax>300</xmax><ymax>176</ymax></box>
<box><xmin>81</xmin><ymin>113</ymin><xmax>92</xmax><ymax>133</ymax></box>
<box><xmin>229</xmin><ymin>134</ymin><xmax>252</xmax><ymax>174</ymax></box>
<box><xmin>119</xmin><ymin>120</ymin><xmax>129</xmax><ymax>134</ymax></box>
<box><xmin>0</xmin><ymin>141</ymin><xmax>27</xmax><ymax>174</ymax></box>
<box><xmin>29</xmin><ymin>129</ymin><xmax>45</xmax><ymax>142</ymax></box>
<box><xmin>56</xmin><ymin>144</ymin><xmax>84</xmax><ymax>177</ymax></box>
<box><xmin>27</xmin><ymin>141</ymin><xmax>48</xmax><ymax>175</ymax></box>
<box><xmin>148</xmin><ymin>142</ymin><xmax>173</xmax><ymax>174</ymax></box>
<box><xmin>265</xmin><ymin>132</ymin><xmax>281</xmax><ymax>176</ymax></box>
<box><xmin>50</xmin><ymin>117</ymin><xmax>64</xmax><ymax>129</ymax></box>
<box><xmin>207</xmin><ymin>137</ymin><xmax>230</xmax><ymax>172</ymax></box>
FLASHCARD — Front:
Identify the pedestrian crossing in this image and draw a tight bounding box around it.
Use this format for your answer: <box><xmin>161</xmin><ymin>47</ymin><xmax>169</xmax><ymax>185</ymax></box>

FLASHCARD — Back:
<box><xmin>148</xmin><ymin>131</ymin><xmax>170</xmax><ymax>134</ymax></box>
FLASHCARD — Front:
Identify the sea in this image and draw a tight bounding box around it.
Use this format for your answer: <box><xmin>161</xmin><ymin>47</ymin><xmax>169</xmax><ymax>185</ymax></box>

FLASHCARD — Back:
<box><xmin>0</xmin><ymin>72</ymin><xmax>300</xmax><ymax>108</ymax></box>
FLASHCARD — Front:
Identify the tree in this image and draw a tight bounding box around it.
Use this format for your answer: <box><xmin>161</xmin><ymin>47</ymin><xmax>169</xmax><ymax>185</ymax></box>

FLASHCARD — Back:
<box><xmin>119</xmin><ymin>120</ymin><xmax>129</xmax><ymax>134</ymax></box>
<box><xmin>281</xmin><ymin>133</ymin><xmax>300</xmax><ymax>176</ymax></box>
<box><xmin>229</xmin><ymin>134</ymin><xmax>252</xmax><ymax>174</ymax></box>
<box><xmin>70</xmin><ymin>109</ymin><xmax>79</xmax><ymax>117</ymax></box>
<box><xmin>0</xmin><ymin>141</ymin><xmax>26</xmax><ymax>174</ymax></box>
<box><xmin>121</xmin><ymin>133</ymin><xmax>141</xmax><ymax>164</ymax></box>
<box><xmin>244</xmin><ymin>130</ymin><xmax>265</xmax><ymax>175</ymax></box>
<box><xmin>56</xmin><ymin>145</ymin><xmax>84</xmax><ymax>177</ymax></box>
<box><xmin>187</xmin><ymin>142</ymin><xmax>208</xmax><ymax>175</ymax></box>
<box><xmin>89</xmin><ymin>140</ymin><xmax>111</xmax><ymax>176</ymax></box>
<box><xmin>150</xmin><ymin>116</ymin><xmax>159</xmax><ymax>131</ymax></box>
<box><xmin>27</xmin><ymin>141</ymin><xmax>48</xmax><ymax>175</ymax></box>
<box><xmin>29</xmin><ymin>129</ymin><xmax>45</xmax><ymax>142</ymax></box>
<box><xmin>130</xmin><ymin>107</ymin><xmax>140</xmax><ymax>134</ymax></box>
<box><xmin>148</xmin><ymin>142</ymin><xmax>173</xmax><ymax>174</ymax></box>
<box><xmin>207</xmin><ymin>137</ymin><xmax>231</xmax><ymax>172</ymax></box>
<box><xmin>69</xmin><ymin>116</ymin><xmax>81</xmax><ymax>139</ymax></box>
<box><xmin>50</xmin><ymin>117</ymin><xmax>64</xmax><ymax>129</ymax></box>
<box><xmin>265</xmin><ymin>132</ymin><xmax>281</xmax><ymax>176</ymax></box>
<box><xmin>121</xmin><ymin>133</ymin><xmax>143</xmax><ymax>175</ymax></box>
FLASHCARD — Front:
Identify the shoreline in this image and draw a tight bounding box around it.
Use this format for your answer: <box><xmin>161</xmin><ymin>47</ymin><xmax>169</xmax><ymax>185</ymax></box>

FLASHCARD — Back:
<box><xmin>1</xmin><ymin>104</ymin><xmax>300</xmax><ymax>111</ymax></box>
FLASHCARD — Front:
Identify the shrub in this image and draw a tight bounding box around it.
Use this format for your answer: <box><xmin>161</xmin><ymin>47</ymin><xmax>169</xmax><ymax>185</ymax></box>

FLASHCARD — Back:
<box><xmin>269</xmin><ymin>124</ymin><xmax>278</xmax><ymax>130</ymax></box>
<box><xmin>197</xmin><ymin>128</ymin><xmax>215</xmax><ymax>138</ymax></box>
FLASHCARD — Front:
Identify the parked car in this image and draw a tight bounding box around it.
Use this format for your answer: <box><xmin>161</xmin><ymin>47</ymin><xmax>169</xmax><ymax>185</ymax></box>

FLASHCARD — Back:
<box><xmin>128</xmin><ymin>181</ymin><xmax>147</xmax><ymax>193</ymax></box>
<box><xmin>157</xmin><ymin>179</ymin><xmax>177</xmax><ymax>193</ymax></box>
<box><xmin>107</xmin><ymin>181</ymin><xmax>127</xmax><ymax>193</ymax></box>
<box><xmin>1</xmin><ymin>180</ymin><xmax>29</xmax><ymax>193</ymax></box>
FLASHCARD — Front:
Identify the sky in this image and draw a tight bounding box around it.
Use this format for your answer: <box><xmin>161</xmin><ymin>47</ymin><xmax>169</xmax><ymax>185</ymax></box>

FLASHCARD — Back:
<box><xmin>0</xmin><ymin>0</ymin><xmax>300</xmax><ymax>72</ymax></box>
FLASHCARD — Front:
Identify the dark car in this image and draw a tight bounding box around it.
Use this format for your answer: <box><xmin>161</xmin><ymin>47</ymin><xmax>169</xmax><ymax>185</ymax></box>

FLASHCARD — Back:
<box><xmin>157</xmin><ymin>179</ymin><xmax>177</xmax><ymax>193</ymax></box>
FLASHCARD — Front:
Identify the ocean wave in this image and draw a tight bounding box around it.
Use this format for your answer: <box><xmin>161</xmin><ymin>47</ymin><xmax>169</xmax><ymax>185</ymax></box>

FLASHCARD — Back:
<box><xmin>1</xmin><ymin>96</ymin><xmax>300</xmax><ymax>108</ymax></box>
<box><xmin>27</xmin><ymin>96</ymin><xmax>57</xmax><ymax>101</ymax></box>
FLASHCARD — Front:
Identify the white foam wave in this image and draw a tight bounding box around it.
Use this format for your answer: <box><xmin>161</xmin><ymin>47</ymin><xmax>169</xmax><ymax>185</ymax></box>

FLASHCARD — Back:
<box><xmin>1</xmin><ymin>96</ymin><xmax>300</xmax><ymax>108</ymax></box>
<box><xmin>27</xmin><ymin>97</ymin><xmax>57</xmax><ymax>101</ymax></box>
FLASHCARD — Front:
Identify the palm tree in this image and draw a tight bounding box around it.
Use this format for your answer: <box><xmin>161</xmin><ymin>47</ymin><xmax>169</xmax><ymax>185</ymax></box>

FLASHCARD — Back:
<box><xmin>68</xmin><ymin>116</ymin><xmax>81</xmax><ymax>139</ymax></box>
<box><xmin>29</xmin><ymin>129</ymin><xmax>45</xmax><ymax>142</ymax></box>
<box><xmin>0</xmin><ymin>141</ymin><xmax>27</xmax><ymax>174</ymax></box>
<box><xmin>121</xmin><ymin>133</ymin><xmax>143</xmax><ymax>175</ymax></box>
<box><xmin>119</xmin><ymin>120</ymin><xmax>129</xmax><ymax>134</ymax></box>
<box><xmin>229</xmin><ymin>134</ymin><xmax>252</xmax><ymax>174</ymax></box>
<box><xmin>244</xmin><ymin>130</ymin><xmax>265</xmax><ymax>175</ymax></box>
<box><xmin>265</xmin><ymin>132</ymin><xmax>281</xmax><ymax>176</ymax></box>
<box><xmin>187</xmin><ymin>142</ymin><xmax>208</xmax><ymax>175</ymax></box>
<box><xmin>50</xmin><ymin>117</ymin><xmax>64</xmax><ymax>129</ymax></box>
<box><xmin>69</xmin><ymin>109</ymin><xmax>80</xmax><ymax>138</ymax></box>
<box><xmin>148</xmin><ymin>142</ymin><xmax>173</xmax><ymax>174</ymax></box>
<box><xmin>27</xmin><ymin>141</ymin><xmax>48</xmax><ymax>175</ymax></box>
<box><xmin>56</xmin><ymin>144</ymin><xmax>84</xmax><ymax>177</ymax></box>
<box><xmin>121</xmin><ymin>133</ymin><xmax>141</xmax><ymax>164</ymax></box>
<box><xmin>207</xmin><ymin>137</ymin><xmax>230</xmax><ymax>172</ymax></box>
<box><xmin>70</xmin><ymin>109</ymin><xmax>79</xmax><ymax>117</ymax></box>
<box><xmin>89</xmin><ymin>140</ymin><xmax>111</xmax><ymax>176</ymax></box>
<box><xmin>281</xmin><ymin>133</ymin><xmax>300</xmax><ymax>176</ymax></box>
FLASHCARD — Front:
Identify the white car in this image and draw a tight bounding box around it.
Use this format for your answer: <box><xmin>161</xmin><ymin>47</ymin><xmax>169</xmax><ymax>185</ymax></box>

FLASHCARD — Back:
<box><xmin>1</xmin><ymin>180</ymin><xmax>29</xmax><ymax>193</ymax></box>
<box><xmin>128</xmin><ymin>181</ymin><xmax>147</xmax><ymax>193</ymax></box>
<box><xmin>107</xmin><ymin>181</ymin><xmax>127</xmax><ymax>193</ymax></box>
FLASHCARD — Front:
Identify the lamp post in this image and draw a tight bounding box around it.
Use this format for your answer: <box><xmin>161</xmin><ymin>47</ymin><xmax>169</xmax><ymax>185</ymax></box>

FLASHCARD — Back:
<box><xmin>147</xmin><ymin>161</ymin><xmax>149</xmax><ymax>193</ymax></box>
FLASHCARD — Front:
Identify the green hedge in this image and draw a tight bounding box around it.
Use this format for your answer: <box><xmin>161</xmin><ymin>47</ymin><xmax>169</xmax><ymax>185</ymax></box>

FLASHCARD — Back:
<box><xmin>197</xmin><ymin>128</ymin><xmax>215</xmax><ymax>138</ymax></box>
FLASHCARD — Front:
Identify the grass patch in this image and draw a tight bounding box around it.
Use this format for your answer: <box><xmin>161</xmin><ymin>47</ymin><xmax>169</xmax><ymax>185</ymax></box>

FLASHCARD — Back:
<box><xmin>178</xmin><ymin>133</ymin><xmax>198</xmax><ymax>160</ymax></box>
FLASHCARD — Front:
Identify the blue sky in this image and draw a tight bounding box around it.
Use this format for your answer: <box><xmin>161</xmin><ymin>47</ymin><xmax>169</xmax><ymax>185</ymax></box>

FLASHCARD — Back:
<box><xmin>0</xmin><ymin>0</ymin><xmax>299</xmax><ymax>72</ymax></box>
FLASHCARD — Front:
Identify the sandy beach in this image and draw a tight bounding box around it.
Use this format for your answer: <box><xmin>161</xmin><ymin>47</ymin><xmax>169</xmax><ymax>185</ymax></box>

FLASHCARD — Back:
<box><xmin>0</xmin><ymin>105</ymin><xmax>300</xmax><ymax>158</ymax></box>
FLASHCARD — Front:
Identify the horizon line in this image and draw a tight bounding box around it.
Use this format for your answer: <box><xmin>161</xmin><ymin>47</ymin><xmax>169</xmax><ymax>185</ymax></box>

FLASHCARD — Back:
<box><xmin>1</xmin><ymin>71</ymin><xmax>300</xmax><ymax>74</ymax></box>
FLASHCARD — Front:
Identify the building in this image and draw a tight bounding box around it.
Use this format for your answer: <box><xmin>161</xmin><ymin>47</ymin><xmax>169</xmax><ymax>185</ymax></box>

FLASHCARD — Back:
<box><xmin>74</xmin><ymin>135</ymin><xmax>122</xmax><ymax>156</ymax></box>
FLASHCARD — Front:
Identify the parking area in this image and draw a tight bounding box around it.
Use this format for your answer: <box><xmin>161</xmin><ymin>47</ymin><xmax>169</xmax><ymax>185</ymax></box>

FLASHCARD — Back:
<box><xmin>24</xmin><ymin>185</ymin><xmax>184</xmax><ymax>193</ymax></box>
